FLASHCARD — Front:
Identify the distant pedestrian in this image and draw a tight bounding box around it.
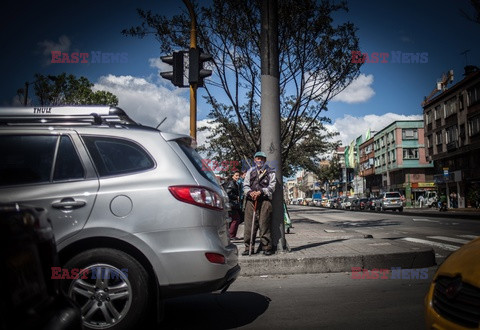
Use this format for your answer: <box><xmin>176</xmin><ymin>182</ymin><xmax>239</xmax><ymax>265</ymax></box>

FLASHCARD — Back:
<box><xmin>243</xmin><ymin>151</ymin><xmax>276</xmax><ymax>256</ymax></box>
<box><xmin>223</xmin><ymin>171</ymin><xmax>242</xmax><ymax>240</ymax></box>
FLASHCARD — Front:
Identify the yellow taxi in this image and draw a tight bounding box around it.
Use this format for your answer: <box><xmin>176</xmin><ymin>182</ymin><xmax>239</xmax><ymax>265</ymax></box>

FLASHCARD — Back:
<box><xmin>425</xmin><ymin>237</ymin><xmax>480</xmax><ymax>329</ymax></box>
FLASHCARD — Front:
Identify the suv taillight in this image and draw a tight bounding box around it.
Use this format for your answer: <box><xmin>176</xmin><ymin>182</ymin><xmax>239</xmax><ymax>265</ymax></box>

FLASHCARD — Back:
<box><xmin>168</xmin><ymin>186</ymin><xmax>224</xmax><ymax>210</ymax></box>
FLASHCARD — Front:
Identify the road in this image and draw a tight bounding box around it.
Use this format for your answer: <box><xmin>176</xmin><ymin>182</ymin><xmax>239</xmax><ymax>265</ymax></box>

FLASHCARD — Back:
<box><xmin>153</xmin><ymin>206</ymin><xmax>479</xmax><ymax>329</ymax></box>
<box><xmin>287</xmin><ymin>205</ymin><xmax>480</xmax><ymax>263</ymax></box>
<box><xmin>157</xmin><ymin>270</ymin><xmax>437</xmax><ymax>329</ymax></box>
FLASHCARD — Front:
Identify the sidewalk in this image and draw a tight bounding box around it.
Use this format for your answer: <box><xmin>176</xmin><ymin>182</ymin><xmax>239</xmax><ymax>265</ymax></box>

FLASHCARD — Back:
<box><xmin>233</xmin><ymin>209</ymin><xmax>436</xmax><ymax>276</ymax></box>
<box><xmin>400</xmin><ymin>206</ymin><xmax>480</xmax><ymax>220</ymax></box>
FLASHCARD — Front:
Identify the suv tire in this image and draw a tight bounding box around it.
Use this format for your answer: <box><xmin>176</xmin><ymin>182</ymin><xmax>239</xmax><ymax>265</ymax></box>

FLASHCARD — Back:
<box><xmin>62</xmin><ymin>248</ymin><xmax>151</xmax><ymax>330</ymax></box>
<box><xmin>399</xmin><ymin>207</ymin><xmax>403</xmax><ymax>212</ymax></box>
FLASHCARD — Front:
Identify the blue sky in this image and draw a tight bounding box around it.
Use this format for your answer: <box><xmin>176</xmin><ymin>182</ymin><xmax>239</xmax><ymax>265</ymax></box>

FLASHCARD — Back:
<box><xmin>1</xmin><ymin>0</ymin><xmax>478</xmax><ymax>147</ymax></box>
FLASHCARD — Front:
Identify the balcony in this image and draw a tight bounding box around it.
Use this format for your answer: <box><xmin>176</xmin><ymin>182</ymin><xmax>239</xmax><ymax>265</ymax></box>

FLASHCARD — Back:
<box><xmin>446</xmin><ymin>140</ymin><xmax>458</xmax><ymax>151</ymax></box>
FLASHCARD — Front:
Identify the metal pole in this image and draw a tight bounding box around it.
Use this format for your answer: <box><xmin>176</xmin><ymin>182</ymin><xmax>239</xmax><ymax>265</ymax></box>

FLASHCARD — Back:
<box><xmin>24</xmin><ymin>82</ymin><xmax>29</xmax><ymax>106</ymax></box>
<box><xmin>183</xmin><ymin>0</ymin><xmax>198</xmax><ymax>141</ymax></box>
<box><xmin>260</xmin><ymin>0</ymin><xmax>287</xmax><ymax>252</ymax></box>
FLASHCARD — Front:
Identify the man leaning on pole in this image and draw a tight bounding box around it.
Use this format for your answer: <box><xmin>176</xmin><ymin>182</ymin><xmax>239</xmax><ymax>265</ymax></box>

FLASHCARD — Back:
<box><xmin>242</xmin><ymin>151</ymin><xmax>276</xmax><ymax>256</ymax></box>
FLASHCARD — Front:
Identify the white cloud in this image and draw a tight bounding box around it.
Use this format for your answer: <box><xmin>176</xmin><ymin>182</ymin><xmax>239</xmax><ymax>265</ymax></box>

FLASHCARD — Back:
<box><xmin>93</xmin><ymin>74</ymin><xmax>191</xmax><ymax>134</ymax></box>
<box><xmin>326</xmin><ymin>112</ymin><xmax>423</xmax><ymax>146</ymax></box>
<box><xmin>332</xmin><ymin>74</ymin><xmax>375</xmax><ymax>104</ymax></box>
<box><xmin>38</xmin><ymin>35</ymin><xmax>71</xmax><ymax>66</ymax></box>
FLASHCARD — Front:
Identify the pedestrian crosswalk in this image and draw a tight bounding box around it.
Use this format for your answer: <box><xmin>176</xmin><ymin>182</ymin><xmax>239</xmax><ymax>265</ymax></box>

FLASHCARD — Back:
<box><xmin>401</xmin><ymin>235</ymin><xmax>479</xmax><ymax>253</ymax></box>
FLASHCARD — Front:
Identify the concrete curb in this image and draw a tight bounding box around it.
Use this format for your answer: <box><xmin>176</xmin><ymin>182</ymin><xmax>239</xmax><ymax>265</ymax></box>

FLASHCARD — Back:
<box><xmin>237</xmin><ymin>242</ymin><xmax>436</xmax><ymax>276</ymax></box>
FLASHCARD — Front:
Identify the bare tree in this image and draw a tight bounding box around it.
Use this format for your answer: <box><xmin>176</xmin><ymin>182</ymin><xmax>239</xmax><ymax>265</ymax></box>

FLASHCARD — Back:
<box><xmin>123</xmin><ymin>0</ymin><xmax>361</xmax><ymax>176</ymax></box>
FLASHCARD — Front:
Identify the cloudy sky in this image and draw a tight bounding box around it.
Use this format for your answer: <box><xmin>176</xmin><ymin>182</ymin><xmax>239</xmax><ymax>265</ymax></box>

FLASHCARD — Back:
<box><xmin>0</xmin><ymin>0</ymin><xmax>478</xmax><ymax>148</ymax></box>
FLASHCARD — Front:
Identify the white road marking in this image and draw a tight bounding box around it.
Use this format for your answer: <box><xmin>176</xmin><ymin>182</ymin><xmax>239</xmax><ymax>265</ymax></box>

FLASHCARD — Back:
<box><xmin>427</xmin><ymin>236</ymin><xmax>470</xmax><ymax>244</ymax></box>
<box><xmin>412</xmin><ymin>218</ymin><xmax>439</xmax><ymax>222</ymax></box>
<box><xmin>457</xmin><ymin>235</ymin><xmax>479</xmax><ymax>240</ymax></box>
<box><xmin>324</xmin><ymin>229</ymin><xmax>346</xmax><ymax>233</ymax></box>
<box><xmin>401</xmin><ymin>237</ymin><xmax>459</xmax><ymax>251</ymax></box>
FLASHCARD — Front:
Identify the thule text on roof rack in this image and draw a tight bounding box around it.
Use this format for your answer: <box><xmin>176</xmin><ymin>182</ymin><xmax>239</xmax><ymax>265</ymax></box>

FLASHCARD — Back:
<box><xmin>0</xmin><ymin>105</ymin><xmax>137</xmax><ymax>126</ymax></box>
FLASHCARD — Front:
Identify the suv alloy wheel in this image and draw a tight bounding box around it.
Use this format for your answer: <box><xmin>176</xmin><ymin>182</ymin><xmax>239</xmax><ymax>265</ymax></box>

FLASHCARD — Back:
<box><xmin>62</xmin><ymin>248</ymin><xmax>151</xmax><ymax>330</ymax></box>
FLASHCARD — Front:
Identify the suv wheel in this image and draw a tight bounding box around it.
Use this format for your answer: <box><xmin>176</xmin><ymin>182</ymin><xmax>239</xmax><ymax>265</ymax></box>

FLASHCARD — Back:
<box><xmin>398</xmin><ymin>207</ymin><xmax>403</xmax><ymax>212</ymax></box>
<box><xmin>62</xmin><ymin>248</ymin><xmax>151</xmax><ymax>330</ymax></box>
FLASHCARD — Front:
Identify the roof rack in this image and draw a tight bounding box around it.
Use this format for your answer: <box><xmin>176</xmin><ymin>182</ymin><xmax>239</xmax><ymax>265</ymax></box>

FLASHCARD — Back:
<box><xmin>0</xmin><ymin>106</ymin><xmax>137</xmax><ymax>126</ymax></box>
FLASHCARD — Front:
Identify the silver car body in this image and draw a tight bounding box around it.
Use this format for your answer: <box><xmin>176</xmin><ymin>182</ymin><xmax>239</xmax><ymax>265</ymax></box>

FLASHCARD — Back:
<box><xmin>375</xmin><ymin>191</ymin><xmax>404</xmax><ymax>211</ymax></box>
<box><xmin>0</xmin><ymin>106</ymin><xmax>239</xmax><ymax>298</ymax></box>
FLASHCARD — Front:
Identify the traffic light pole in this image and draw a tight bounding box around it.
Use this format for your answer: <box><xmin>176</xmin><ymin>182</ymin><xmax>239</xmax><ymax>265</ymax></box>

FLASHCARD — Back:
<box><xmin>183</xmin><ymin>0</ymin><xmax>198</xmax><ymax>141</ymax></box>
<box><xmin>260</xmin><ymin>0</ymin><xmax>287</xmax><ymax>252</ymax></box>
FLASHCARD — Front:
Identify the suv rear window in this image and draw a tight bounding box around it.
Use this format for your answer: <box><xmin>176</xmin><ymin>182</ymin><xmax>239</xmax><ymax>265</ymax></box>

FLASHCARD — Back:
<box><xmin>178</xmin><ymin>142</ymin><xmax>219</xmax><ymax>185</ymax></box>
<box><xmin>385</xmin><ymin>192</ymin><xmax>401</xmax><ymax>198</ymax></box>
<box><xmin>82</xmin><ymin>136</ymin><xmax>154</xmax><ymax>177</ymax></box>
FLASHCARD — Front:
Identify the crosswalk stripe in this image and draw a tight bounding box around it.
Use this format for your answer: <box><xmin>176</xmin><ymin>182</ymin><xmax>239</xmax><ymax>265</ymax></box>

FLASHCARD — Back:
<box><xmin>412</xmin><ymin>218</ymin><xmax>438</xmax><ymax>222</ymax></box>
<box><xmin>457</xmin><ymin>235</ymin><xmax>479</xmax><ymax>240</ymax></box>
<box><xmin>401</xmin><ymin>237</ymin><xmax>459</xmax><ymax>251</ymax></box>
<box><xmin>427</xmin><ymin>236</ymin><xmax>470</xmax><ymax>244</ymax></box>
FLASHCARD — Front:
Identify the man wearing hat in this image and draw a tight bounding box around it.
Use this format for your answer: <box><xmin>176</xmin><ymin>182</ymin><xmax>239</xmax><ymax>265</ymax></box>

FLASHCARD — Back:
<box><xmin>242</xmin><ymin>151</ymin><xmax>276</xmax><ymax>256</ymax></box>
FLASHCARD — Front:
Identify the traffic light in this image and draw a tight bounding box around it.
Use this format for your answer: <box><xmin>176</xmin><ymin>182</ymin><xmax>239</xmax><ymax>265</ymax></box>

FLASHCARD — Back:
<box><xmin>160</xmin><ymin>51</ymin><xmax>185</xmax><ymax>87</ymax></box>
<box><xmin>189</xmin><ymin>48</ymin><xmax>213</xmax><ymax>87</ymax></box>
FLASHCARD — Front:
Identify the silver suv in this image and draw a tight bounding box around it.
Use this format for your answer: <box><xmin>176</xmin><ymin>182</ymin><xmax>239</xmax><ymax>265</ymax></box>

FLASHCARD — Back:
<box><xmin>0</xmin><ymin>106</ymin><xmax>240</xmax><ymax>330</ymax></box>
<box><xmin>375</xmin><ymin>191</ymin><xmax>404</xmax><ymax>212</ymax></box>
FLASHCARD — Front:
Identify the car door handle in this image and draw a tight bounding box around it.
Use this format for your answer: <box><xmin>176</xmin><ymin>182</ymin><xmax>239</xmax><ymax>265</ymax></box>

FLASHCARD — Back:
<box><xmin>52</xmin><ymin>198</ymin><xmax>86</xmax><ymax>210</ymax></box>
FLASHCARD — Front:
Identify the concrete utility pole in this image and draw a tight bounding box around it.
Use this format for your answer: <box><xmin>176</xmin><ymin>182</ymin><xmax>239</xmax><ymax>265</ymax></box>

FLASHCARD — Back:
<box><xmin>260</xmin><ymin>0</ymin><xmax>287</xmax><ymax>252</ymax></box>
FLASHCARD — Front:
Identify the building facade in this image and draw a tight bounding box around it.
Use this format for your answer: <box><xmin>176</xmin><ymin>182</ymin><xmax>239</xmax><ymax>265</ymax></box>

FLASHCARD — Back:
<box><xmin>373</xmin><ymin>120</ymin><xmax>434</xmax><ymax>204</ymax></box>
<box><xmin>359</xmin><ymin>136</ymin><xmax>382</xmax><ymax>196</ymax></box>
<box><xmin>422</xmin><ymin>66</ymin><xmax>480</xmax><ymax>208</ymax></box>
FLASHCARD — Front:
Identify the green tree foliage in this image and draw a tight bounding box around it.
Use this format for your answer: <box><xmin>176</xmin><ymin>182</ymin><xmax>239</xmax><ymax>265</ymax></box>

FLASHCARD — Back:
<box><xmin>123</xmin><ymin>0</ymin><xmax>361</xmax><ymax>176</ymax></box>
<box><xmin>31</xmin><ymin>73</ymin><xmax>118</xmax><ymax>106</ymax></box>
<box><xmin>314</xmin><ymin>154</ymin><xmax>341</xmax><ymax>184</ymax></box>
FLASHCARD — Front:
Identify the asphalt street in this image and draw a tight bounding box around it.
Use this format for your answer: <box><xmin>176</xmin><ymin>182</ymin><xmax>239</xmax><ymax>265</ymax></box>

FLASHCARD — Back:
<box><xmin>287</xmin><ymin>205</ymin><xmax>480</xmax><ymax>264</ymax></box>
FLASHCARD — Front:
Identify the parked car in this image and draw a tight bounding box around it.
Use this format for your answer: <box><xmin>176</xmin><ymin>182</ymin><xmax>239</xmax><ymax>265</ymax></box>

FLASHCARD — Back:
<box><xmin>0</xmin><ymin>106</ymin><xmax>240</xmax><ymax>330</ymax></box>
<box><xmin>352</xmin><ymin>198</ymin><xmax>369</xmax><ymax>210</ymax></box>
<box><xmin>341</xmin><ymin>197</ymin><xmax>353</xmax><ymax>210</ymax></box>
<box><xmin>333</xmin><ymin>197</ymin><xmax>343</xmax><ymax>209</ymax></box>
<box><xmin>1</xmin><ymin>204</ymin><xmax>82</xmax><ymax>330</ymax></box>
<box><xmin>375</xmin><ymin>192</ymin><xmax>404</xmax><ymax>211</ymax></box>
<box><xmin>425</xmin><ymin>236</ymin><xmax>480</xmax><ymax>329</ymax></box>
<box><xmin>350</xmin><ymin>198</ymin><xmax>360</xmax><ymax>210</ymax></box>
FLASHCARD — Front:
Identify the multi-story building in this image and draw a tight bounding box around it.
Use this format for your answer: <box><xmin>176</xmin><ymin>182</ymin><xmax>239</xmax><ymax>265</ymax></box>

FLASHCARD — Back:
<box><xmin>373</xmin><ymin>120</ymin><xmax>434</xmax><ymax>204</ymax></box>
<box><xmin>359</xmin><ymin>136</ymin><xmax>382</xmax><ymax>196</ymax></box>
<box><xmin>422</xmin><ymin>65</ymin><xmax>480</xmax><ymax>208</ymax></box>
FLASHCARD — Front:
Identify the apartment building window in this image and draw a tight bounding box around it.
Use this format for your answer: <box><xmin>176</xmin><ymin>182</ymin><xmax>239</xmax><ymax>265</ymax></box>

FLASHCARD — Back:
<box><xmin>427</xmin><ymin>135</ymin><xmax>433</xmax><ymax>148</ymax></box>
<box><xmin>444</xmin><ymin>97</ymin><xmax>457</xmax><ymax>117</ymax></box>
<box><xmin>375</xmin><ymin>157</ymin><xmax>379</xmax><ymax>167</ymax></box>
<box><xmin>389</xmin><ymin>150</ymin><xmax>396</xmax><ymax>162</ymax></box>
<box><xmin>469</xmin><ymin>115</ymin><xmax>480</xmax><ymax>137</ymax></box>
<box><xmin>459</xmin><ymin>94</ymin><xmax>464</xmax><ymax>110</ymax></box>
<box><xmin>434</xmin><ymin>105</ymin><xmax>442</xmax><ymax>120</ymax></box>
<box><xmin>435</xmin><ymin>131</ymin><xmax>443</xmax><ymax>145</ymax></box>
<box><xmin>446</xmin><ymin>125</ymin><xmax>458</xmax><ymax>143</ymax></box>
<box><xmin>365</xmin><ymin>144</ymin><xmax>372</xmax><ymax>154</ymax></box>
<box><xmin>389</xmin><ymin>132</ymin><xmax>395</xmax><ymax>143</ymax></box>
<box><xmin>403</xmin><ymin>148</ymin><xmax>419</xmax><ymax>159</ymax></box>
<box><xmin>467</xmin><ymin>83</ymin><xmax>480</xmax><ymax>106</ymax></box>
<box><xmin>402</xmin><ymin>128</ymin><xmax>418</xmax><ymax>139</ymax></box>
<box><xmin>425</xmin><ymin>110</ymin><xmax>432</xmax><ymax>124</ymax></box>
